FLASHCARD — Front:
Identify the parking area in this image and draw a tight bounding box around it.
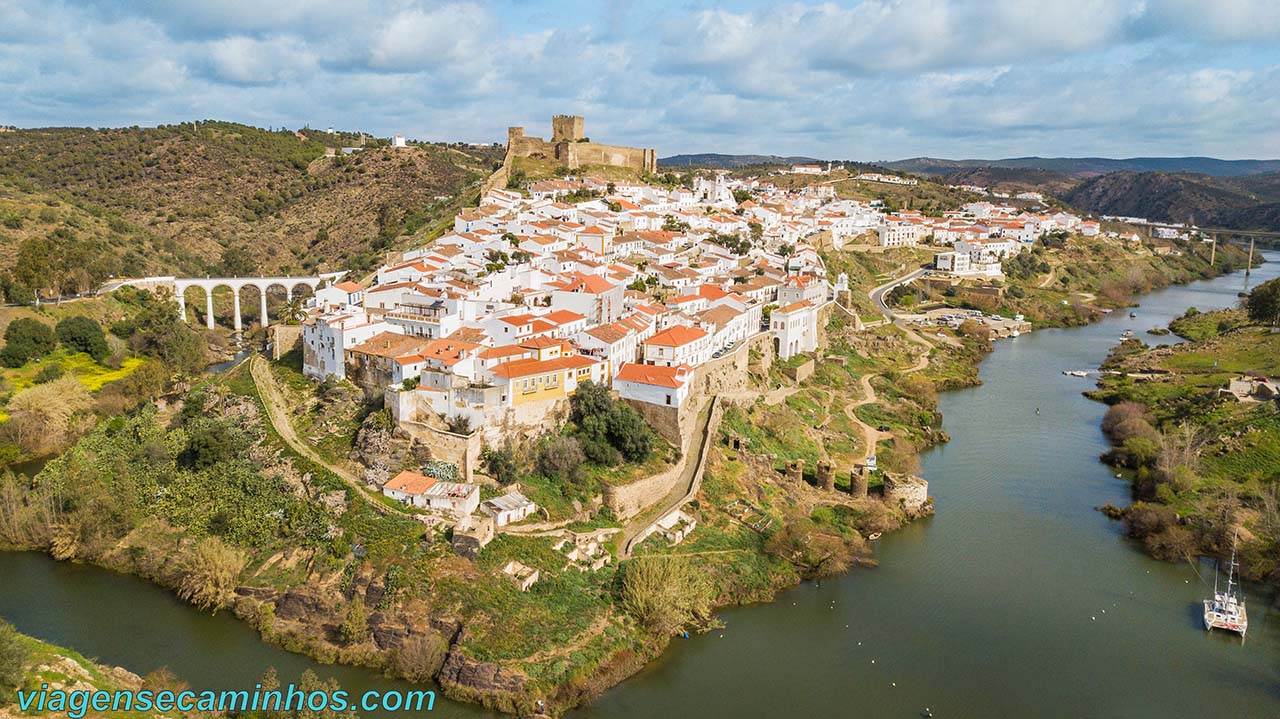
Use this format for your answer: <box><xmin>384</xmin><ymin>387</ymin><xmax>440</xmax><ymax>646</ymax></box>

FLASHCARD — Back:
<box><xmin>911</xmin><ymin>308</ymin><xmax>1032</xmax><ymax>338</ymax></box>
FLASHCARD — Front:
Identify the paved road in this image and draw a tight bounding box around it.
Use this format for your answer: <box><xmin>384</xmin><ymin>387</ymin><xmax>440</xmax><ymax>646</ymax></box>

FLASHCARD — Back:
<box><xmin>868</xmin><ymin>267</ymin><xmax>928</xmax><ymax>320</ymax></box>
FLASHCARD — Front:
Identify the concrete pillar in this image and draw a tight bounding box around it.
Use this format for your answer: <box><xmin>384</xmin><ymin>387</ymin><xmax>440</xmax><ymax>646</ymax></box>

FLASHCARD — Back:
<box><xmin>232</xmin><ymin>289</ymin><xmax>242</xmax><ymax>332</ymax></box>
<box><xmin>286</xmin><ymin>286</ymin><xmax>293</xmax><ymax>303</ymax></box>
<box><xmin>260</xmin><ymin>287</ymin><xmax>270</xmax><ymax>329</ymax></box>
<box><xmin>177</xmin><ymin>289</ymin><xmax>187</xmax><ymax>322</ymax></box>
<box><xmin>205</xmin><ymin>288</ymin><xmax>215</xmax><ymax>330</ymax></box>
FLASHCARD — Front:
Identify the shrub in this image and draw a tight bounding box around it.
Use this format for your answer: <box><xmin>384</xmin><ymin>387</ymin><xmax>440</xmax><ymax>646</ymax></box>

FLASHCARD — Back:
<box><xmin>1102</xmin><ymin>402</ymin><xmax>1153</xmax><ymax>440</ymax></box>
<box><xmin>1</xmin><ymin>318</ymin><xmax>56</xmax><ymax>367</ymax></box>
<box><xmin>33</xmin><ymin>362</ymin><xmax>65</xmax><ymax>384</ymax></box>
<box><xmin>0</xmin><ymin>619</ymin><xmax>29</xmax><ymax>693</ymax></box>
<box><xmin>537</xmin><ymin>436</ymin><xmax>586</xmax><ymax>485</ymax></box>
<box><xmin>56</xmin><ymin>316</ymin><xmax>110</xmax><ymax>362</ymax></box>
<box><xmin>184</xmin><ymin>420</ymin><xmax>241</xmax><ymax>470</ymax></box>
<box><xmin>176</xmin><ymin>537</ymin><xmax>246</xmax><ymax>612</ymax></box>
<box><xmin>481</xmin><ymin>445</ymin><xmax>519</xmax><ymax>483</ymax></box>
<box><xmin>339</xmin><ymin>599</ymin><xmax>369</xmax><ymax>645</ymax></box>
<box><xmin>392</xmin><ymin>632</ymin><xmax>449</xmax><ymax>682</ymax></box>
<box><xmin>618</xmin><ymin>557</ymin><xmax>712</xmax><ymax>637</ymax></box>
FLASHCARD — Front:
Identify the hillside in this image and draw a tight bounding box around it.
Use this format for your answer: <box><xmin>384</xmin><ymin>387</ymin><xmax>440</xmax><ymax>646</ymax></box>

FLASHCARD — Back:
<box><xmin>885</xmin><ymin>156</ymin><xmax>1280</xmax><ymax>177</ymax></box>
<box><xmin>0</xmin><ymin>121</ymin><xmax>500</xmax><ymax>300</ymax></box>
<box><xmin>937</xmin><ymin>166</ymin><xmax>1079</xmax><ymax>196</ymax></box>
<box><xmin>659</xmin><ymin>153</ymin><xmax>821</xmax><ymax>169</ymax></box>
<box><xmin>1062</xmin><ymin>172</ymin><xmax>1280</xmax><ymax>231</ymax></box>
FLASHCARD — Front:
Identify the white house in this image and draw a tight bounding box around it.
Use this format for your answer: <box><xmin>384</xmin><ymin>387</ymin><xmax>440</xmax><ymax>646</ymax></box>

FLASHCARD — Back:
<box><xmin>480</xmin><ymin>492</ymin><xmax>537</xmax><ymax>526</ymax></box>
<box><xmin>643</xmin><ymin>325</ymin><xmax>713</xmax><ymax>367</ymax></box>
<box><xmin>770</xmin><ymin>301</ymin><xmax>819</xmax><ymax>359</ymax></box>
<box><xmin>614</xmin><ymin>362</ymin><xmax>693</xmax><ymax>408</ymax></box>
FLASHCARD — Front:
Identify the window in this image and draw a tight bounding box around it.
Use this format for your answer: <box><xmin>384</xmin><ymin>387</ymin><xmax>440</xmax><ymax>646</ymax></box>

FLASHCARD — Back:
<box><xmin>665</xmin><ymin>394</ymin><xmax>672</xmax><ymax>405</ymax></box>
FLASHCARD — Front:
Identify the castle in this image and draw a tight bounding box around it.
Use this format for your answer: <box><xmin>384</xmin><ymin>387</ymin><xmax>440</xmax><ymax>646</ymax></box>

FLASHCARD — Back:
<box><xmin>506</xmin><ymin>115</ymin><xmax>657</xmax><ymax>174</ymax></box>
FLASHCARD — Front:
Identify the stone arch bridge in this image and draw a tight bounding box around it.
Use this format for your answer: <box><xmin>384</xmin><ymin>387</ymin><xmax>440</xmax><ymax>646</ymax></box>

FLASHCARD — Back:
<box><xmin>103</xmin><ymin>272</ymin><xmax>345</xmax><ymax>331</ymax></box>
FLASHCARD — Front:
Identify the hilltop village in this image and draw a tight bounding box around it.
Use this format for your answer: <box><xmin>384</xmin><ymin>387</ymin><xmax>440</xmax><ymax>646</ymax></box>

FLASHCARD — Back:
<box><xmin>0</xmin><ymin>116</ymin><xmax>1241</xmax><ymax>719</ymax></box>
<box><xmin>288</xmin><ymin>117</ymin><xmax>1110</xmax><ymax>554</ymax></box>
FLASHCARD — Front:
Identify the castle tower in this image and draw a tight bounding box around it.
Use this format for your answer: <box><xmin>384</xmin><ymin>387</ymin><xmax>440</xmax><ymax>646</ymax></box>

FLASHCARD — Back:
<box><xmin>551</xmin><ymin>115</ymin><xmax>585</xmax><ymax>143</ymax></box>
<box><xmin>850</xmin><ymin>468</ymin><xmax>868</xmax><ymax>499</ymax></box>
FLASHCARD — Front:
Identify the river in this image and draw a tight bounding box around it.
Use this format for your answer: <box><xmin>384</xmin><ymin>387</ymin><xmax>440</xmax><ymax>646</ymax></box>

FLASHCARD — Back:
<box><xmin>3</xmin><ymin>254</ymin><xmax>1279</xmax><ymax>718</ymax></box>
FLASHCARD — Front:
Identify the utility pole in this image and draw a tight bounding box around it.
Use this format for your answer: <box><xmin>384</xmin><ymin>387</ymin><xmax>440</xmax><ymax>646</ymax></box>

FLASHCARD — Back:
<box><xmin>1209</xmin><ymin>234</ymin><xmax>1216</xmax><ymax>266</ymax></box>
<box><xmin>1247</xmin><ymin>237</ymin><xmax>1255</xmax><ymax>275</ymax></box>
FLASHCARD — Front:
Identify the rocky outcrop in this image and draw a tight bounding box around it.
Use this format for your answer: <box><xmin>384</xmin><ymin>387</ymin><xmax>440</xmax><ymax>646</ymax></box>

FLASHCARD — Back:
<box><xmin>438</xmin><ymin>649</ymin><xmax>529</xmax><ymax>698</ymax></box>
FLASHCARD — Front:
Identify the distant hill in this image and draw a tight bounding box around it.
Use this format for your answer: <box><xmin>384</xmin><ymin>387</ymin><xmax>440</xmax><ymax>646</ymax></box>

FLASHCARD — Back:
<box><xmin>0</xmin><ymin>121</ymin><xmax>498</xmax><ymax>300</ymax></box>
<box><xmin>659</xmin><ymin>153</ymin><xmax>821</xmax><ymax>169</ymax></box>
<box><xmin>936</xmin><ymin>166</ymin><xmax>1079</xmax><ymax>196</ymax></box>
<box><xmin>1062</xmin><ymin>171</ymin><xmax>1280</xmax><ymax>231</ymax></box>
<box><xmin>885</xmin><ymin>156</ymin><xmax>1280</xmax><ymax>178</ymax></box>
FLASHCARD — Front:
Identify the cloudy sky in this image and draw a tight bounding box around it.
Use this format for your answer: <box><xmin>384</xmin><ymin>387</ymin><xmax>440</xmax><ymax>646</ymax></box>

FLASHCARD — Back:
<box><xmin>2</xmin><ymin>0</ymin><xmax>1279</xmax><ymax>160</ymax></box>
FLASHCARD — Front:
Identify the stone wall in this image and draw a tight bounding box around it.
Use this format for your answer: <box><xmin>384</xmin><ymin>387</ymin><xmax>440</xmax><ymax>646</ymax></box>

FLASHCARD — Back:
<box><xmin>624</xmin><ymin>398</ymin><xmax>691</xmax><ymax>447</ymax></box>
<box><xmin>782</xmin><ymin>358</ymin><xmax>815</xmax><ymax>383</ymax></box>
<box><xmin>502</xmin><ymin>116</ymin><xmax>657</xmax><ymax>175</ymax></box>
<box><xmin>604</xmin><ymin>452</ymin><xmax>689</xmax><ymax>520</ymax></box>
<box><xmin>393</xmin><ymin>416</ymin><xmax>484</xmax><ymax>482</ymax></box>
<box><xmin>883</xmin><ymin>473</ymin><xmax>929</xmax><ymax>516</ymax></box>
<box><xmin>269</xmin><ymin>324</ymin><xmax>303</xmax><ymax>360</ymax></box>
<box><xmin>604</xmin><ymin>397</ymin><xmax>723</xmax><ymax>520</ymax></box>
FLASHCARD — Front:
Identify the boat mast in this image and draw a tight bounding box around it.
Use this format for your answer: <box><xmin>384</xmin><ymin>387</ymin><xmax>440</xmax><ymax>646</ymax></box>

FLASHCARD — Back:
<box><xmin>1226</xmin><ymin>529</ymin><xmax>1239</xmax><ymax>599</ymax></box>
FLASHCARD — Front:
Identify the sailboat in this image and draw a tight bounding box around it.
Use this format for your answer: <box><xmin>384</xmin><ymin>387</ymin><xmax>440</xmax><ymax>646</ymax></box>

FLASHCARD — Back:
<box><xmin>1203</xmin><ymin>531</ymin><xmax>1248</xmax><ymax>637</ymax></box>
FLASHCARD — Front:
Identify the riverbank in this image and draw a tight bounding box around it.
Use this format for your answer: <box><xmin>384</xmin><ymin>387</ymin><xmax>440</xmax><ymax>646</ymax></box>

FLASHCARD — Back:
<box><xmin>1089</xmin><ymin>300</ymin><xmax>1280</xmax><ymax>599</ymax></box>
<box><xmin>0</xmin><ymin>236</ymin><xmax>1256</xmax><ymax>717</ymax></box>
<box><xmin>0</xmin><ymin>621</ymin><xmax>159</xmax><ymax>719</ymax></box>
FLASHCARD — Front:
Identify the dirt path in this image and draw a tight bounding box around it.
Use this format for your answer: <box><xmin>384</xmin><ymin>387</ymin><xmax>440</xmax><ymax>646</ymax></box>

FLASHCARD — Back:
<box><xmin>1037</xmin><ymin>264</ymin><xmax>1059</xmax><ymax>288</ymax></box>
<box><xmin>841</xmin><ymin>270</ymin><xmax>936</xmax><ymax>461</ymax></box>
<box><xmin>250</xmin><ymin>354</ymin><xmax>400</xmax><ymax>516</ymax></box>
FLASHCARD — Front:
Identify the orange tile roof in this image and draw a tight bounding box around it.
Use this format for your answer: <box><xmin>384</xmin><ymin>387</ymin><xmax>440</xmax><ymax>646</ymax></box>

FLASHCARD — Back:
<box><xmin>334</xmin><ymin>281</ymin><xmax>363</xmax><ymax>292</ymax></box>
<box><xmin>385</xmin><ymin>470</ymin><xmax>437</xmax><ymax>495</ymax></box>
<box><xmin>491</xmin><ymin>353</ymin><xmax>597</xmax><ymax>379</ymax></box>
<box><xmin>348</xmin><ymin>332</ymin><xmax>431</xmax><ymax>360</ymax></box>
<box><xmin>646</xmin><ymin>325</ymin><xmax>708</xmax><ymax>347</ymax></box>
<box><xmin>615</xmin><ymin>362</ymin><xmax>689</xmax><ymax>388</ymax></box>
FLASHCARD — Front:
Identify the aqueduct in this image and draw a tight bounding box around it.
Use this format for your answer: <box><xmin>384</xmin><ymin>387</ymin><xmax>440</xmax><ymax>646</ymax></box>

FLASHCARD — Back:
<box><xmin>105</xmin><ymin>272</ymin><xmax>345</xmax><ymax>331</ymax></box>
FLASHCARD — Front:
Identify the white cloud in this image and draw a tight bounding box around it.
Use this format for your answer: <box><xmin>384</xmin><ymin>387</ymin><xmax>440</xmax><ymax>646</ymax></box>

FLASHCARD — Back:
<box><xmin>0</xmin><ymin>0</ymin><xmax>1277</xmax><ymax>158</ymax></box>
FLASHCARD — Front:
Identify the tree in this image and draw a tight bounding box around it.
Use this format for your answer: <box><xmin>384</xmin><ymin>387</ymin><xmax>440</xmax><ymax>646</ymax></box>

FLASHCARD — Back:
<box><xmin>570</xmin><ymin>380</ymin><xmax>613</xmax><ymax>425</ymax></box>
<box><xmin>607</xmin><ymin>405</ymin><xmax>652</xmax><ymax>462</ymax></box>
<box><xmin>2</xmin><ymin>376</ymin><xmax>92</xmax><ymax>456</ymax></box>
<box><xmin>618</xmin><ymin>557</ymin><xmax>712</xmax><ymax>636</ymax></box>
<box><xmin>481</xmin><ymin>445</ymin><xmax>519</xmax><ymax>483</ymax></box>
<box><xmin>392</xmin><ymin>633</ymin><xmax>449</xmax><ymax>682</ymax></box>
<box><xmin>280</xmin><ymin>297</ymin><xmax>307</xmax><ymax>325</ymax></box>
<box><xmin>131</xmin><ymin>291</ymin><xmax>207</xmax><ymax>374</ymax></box>
<box><xmin>339</xmin><ymin>599</ymin><xmax>369</xmax><ymax>645</ymax></box>
<box><xmin>56</xmin><ymin>316</ymin><xmax>109</xmax><ymax>362</ymax></box>
<box><xmin>185</xmin><ymin>420</ymin><xmax>241</xmax><ymax>470</ymax></box>
<box><xmin>1</xmin><ymin>318</ymin><xmax>56</xmax><ymax>367</ymax></box>
<box><xmin>536</xmin><ymin>436</ymin><xmax>585</xmax><ymax>485</ymax></box>
<box><xmin>176</xmin><ymin>537</ymin><xmax>246</xmax><ymax>612</ymax></box>
<box><xmin>0</xmin><ymin>619</ymin><xmax>29</xmax><ymax>694</ymax></box>
<box><xmin>220</xmin><ymin>245</ymin><xmax>256</xmax><ymax>277</ymax></box>
<box><xmin>1246</xmin><ymin>277</ymin><xmax>1280</xmax><ymax>327</ymax></box>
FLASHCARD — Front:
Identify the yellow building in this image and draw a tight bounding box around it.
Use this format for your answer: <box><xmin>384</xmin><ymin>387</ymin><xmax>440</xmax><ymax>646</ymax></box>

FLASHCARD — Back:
<box><xmin>489</xmin><ymin>337</ymin><xmax>608</xmax><ymax>406</ymax></box>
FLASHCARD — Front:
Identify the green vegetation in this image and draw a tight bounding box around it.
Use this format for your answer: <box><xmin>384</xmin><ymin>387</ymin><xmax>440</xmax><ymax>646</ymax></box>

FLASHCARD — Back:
<box><xmin>1</xmin><ymin>318</ymin><xmax>55</xmax><ymax>367</ymax></box>
<box><xmin>0</xmin><ymin>122</ymin><xmax>493</xmax><ymax>288</ymax></box>
<box><xmin>1090</xmin><ymin>298</ymin><xmax>1280</xmax><ymax>590</ymax></box>
<box><xmin>0</xmin><ymin>620</ymin><xmax>27</xmax><ymax>700</ymax></box>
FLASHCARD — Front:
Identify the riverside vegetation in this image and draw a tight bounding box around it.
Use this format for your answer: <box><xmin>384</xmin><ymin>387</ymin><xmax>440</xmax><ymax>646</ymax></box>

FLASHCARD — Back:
<box><xmin>0</xmin><ymin>218</ymin><xmax>1248</xmax><ymax>715</ymax></box>
<box><xmin>1090</xmin><ymin>276</ymin><xmax>1280</xmax><ymax>596</ymax></box>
